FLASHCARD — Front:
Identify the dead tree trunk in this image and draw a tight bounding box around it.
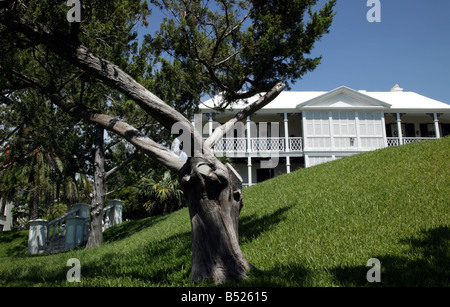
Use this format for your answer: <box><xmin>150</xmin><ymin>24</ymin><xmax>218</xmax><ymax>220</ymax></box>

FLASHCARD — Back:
<box><xmin>179</xmin><ymin>156</ymin><xmax>250</xmax><ymax>284</ymax></box>
<box><xmin>6</xmin><ymin>20</ymin><xmax>285</xmax><ymax>282</ymax></box>
<box><xmin>86</xmin><ymin>127</ymin><xmax>105</xmax><ymax>249</ymax></box>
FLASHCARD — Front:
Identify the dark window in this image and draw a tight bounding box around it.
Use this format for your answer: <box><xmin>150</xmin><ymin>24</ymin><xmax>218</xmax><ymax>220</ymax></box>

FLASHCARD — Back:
<box><xmin>256</xmin><ymin>169</ymin><xmax>274</xmax><ymax>183</ymax></box>
<box><xmin>405</xmin><ymin>123</ymin><xmax>415</xmax><ymax>137</ymax></box>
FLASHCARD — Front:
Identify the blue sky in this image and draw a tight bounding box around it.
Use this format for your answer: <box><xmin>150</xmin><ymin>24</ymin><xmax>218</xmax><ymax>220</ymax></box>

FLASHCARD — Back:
<box><xmin>293</xmin><ymin>0</ymin><xmax>450</xmax><ymax>104</ymax></box>
<box><xmin>143</xmin><ymin>0</ymin><xmax>450</xmax><ymax>104</ymax></box>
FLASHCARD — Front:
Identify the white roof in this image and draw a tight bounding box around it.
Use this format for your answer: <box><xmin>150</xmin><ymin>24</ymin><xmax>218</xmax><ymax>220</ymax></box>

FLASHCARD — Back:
<box><xmin>365</xmin><ymin>91</ymin><xmax>450</xmax><ymax>112</ymax></box>
<box><xmin>201</xmin><ymin>86</ymin><xmax>450</xmax><ymax>113</ymax></box>
<box><xmin>201</xmin><ymin>91</ymin><xmax>324</xmax><ymax>111</ymax></box>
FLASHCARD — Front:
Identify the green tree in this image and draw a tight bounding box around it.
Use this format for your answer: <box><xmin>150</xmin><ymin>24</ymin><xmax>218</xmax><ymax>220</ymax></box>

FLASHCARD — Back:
<box><xmin>0</xmin><ymin>89</ymin><xmax>93</xmax><ymax>222</ymax></box>
<box><xmin>0</xmin><ymin>0</ymin><xmax>335</xmax><ymax>284</ymax></box>
<box><xmin>140</xmin><ymin>170</ymin><xmax>184</xmax><ymax>216</ymax></box>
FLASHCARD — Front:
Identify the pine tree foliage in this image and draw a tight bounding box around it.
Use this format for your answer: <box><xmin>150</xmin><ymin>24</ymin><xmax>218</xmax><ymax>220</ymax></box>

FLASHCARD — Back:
<box><xmin>0</xmin><ymin>0</ymin><xmax>336</xmax><ymax>282</ymax></box>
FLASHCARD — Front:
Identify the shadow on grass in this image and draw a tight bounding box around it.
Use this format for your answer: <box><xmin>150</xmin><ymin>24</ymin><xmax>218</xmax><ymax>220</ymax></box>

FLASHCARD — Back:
<box><xmin>0</xmin><ymin>205</ymin><xmax>296</xmax><ymax>286</ymax></box>
<box><xmin>0</xmin><ymin>230</ymin><xmax>29</xmax><ymax>257</ymax></box>
<box><xmin>239</xmin><ymin>204</ymin><xmax>294</xmax><ymax>244</ymax></box>
<box><xmin>79</xmin><ymin>231</ymin><xmax>193</xmax><ymax>286</ymax></box>
<box><xmin>78</xmin><ymin>206</ymin><xmax>297</xmax><ymax>286</ymax></box>
<box><xmin>103</xmin><ymin>215</ymin><xmax>169</xmax><ymax>243</ymax></box>
<box><xmin>330</xmin><ymin>226</ymin><xmax>450</xmax><ymax>286</ymax></box>
<box><xmin>223</xmin><ymin>263</ymin><xmax>313</xmax><ymax>287</ymax></box>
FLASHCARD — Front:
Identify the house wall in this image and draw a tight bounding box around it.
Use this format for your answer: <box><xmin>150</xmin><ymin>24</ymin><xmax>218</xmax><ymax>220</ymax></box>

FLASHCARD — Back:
<box><xmin>302</xmin><ymin>110</ymin><xmax>385</xmax><ymax>152</ymax></box>
<box><xmin>231</xmin><ymin>158</ymin><xmax>303</xmax><ymax>186</ymax></box>
<box><xmin>200</xmin><ymin>87</ymin><xmax>450</xmax><ymax>179</ymax></box>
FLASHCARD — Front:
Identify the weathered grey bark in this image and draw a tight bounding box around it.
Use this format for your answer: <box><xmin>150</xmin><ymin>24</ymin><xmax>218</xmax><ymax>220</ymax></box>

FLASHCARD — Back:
<box><xmin>6</xmin><ymin>20</ymin><xmax>287</xmax><ymax>284</ymax></box>
<box><xmin>86</xmin><ymin>127</ymin><xmax>106</xmax><ymax>249</ymax></box>
<box><xmin>179</xmin><ymin>157</ymin><xmax>250</xmax><ymax>283</ymax></box>
<box><xmin>28</xmin><ymin>157</ymin><xmax>40</xmax><ymax>221</ymax></box>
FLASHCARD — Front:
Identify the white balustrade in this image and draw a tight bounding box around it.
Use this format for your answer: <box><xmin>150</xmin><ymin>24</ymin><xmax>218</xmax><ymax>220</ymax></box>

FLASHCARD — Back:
<box><xmin>251</xmin><ymin>138</ymin><xmax>285</xmax><ymax>152</ymax></box>
<box><xmin>28</xmin><ymin>201</ymin><xmax>122</xmax><ymax>255</ymax></box>
<box><xmin>387</xmin><ymin>137</ymin><xmax>435</xmax><ymax>147</ymax></box>
<box><xmin>214</xmin><ymin>138</ymin><xmax>247</xmax><ymax>152</ymax></box>
<box><xmin>387</xmin><ymin>137</ymin><xmax>400</xmax><ymax>147</ymax></box>
<box><xmin>289</xmin><ymin>137</ymin><xmax>303</xmax><ymax>152</ymax></box>
<box><xmin>210</xmin><ymin>137</ymin><xmax>303</xmax><ymax>153</ymax></box>
<box><xmin>402</xmin><ymin>137</ymin><xmax>435</xmax><ymax>144</ymax></box>
<box><xmin>210</xmin><ymin>136</ymin><xmax>434</xmax><ymax>151</ymax></box>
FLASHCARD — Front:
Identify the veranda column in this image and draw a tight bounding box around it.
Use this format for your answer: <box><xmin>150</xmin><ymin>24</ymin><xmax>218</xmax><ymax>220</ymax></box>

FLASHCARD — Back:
<box><xmin>381</xmin><ymin>111</ymin><xmax>388</xmax><ymax>148</ymax></box>
<box><xmin>208</xmin><ymin>113</ymin><xmax>214</xmax><ymax>136</ymax></box>
<box><xmin>246</xmin><ymin>116</ymin><xmax>252</xmax><ymax>153</ymax></box>
<box><xmin>284</xmin><ymin>112</ymin><xmax>291</xmax><ymax>174</ymax></box>
<box><xmin>434</xmin><ymin>113</ymin><xmax>441</xmax><ymax>139</ymax></box>
<box><xmin>329</xmin><ymin>111</ymin><xmax>335</xmax><ymax>150</ymax></box>
<box><xmin>247</xmin><ymin>157</ymin><xmax>252</xmax><ymax>187</ymax></box>
<box><xmin>355</xmin><ymin>111</ymin><xmax>361</xmax><ymax>150</ymax></box>
<box><xmin>396</xmin><ymin>113</ymin><xmax>403</xmax><ymax>145</ymax></box>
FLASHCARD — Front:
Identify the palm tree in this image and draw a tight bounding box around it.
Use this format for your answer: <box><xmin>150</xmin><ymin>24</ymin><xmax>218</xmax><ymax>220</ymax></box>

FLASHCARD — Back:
<box><xmin>140</xmin><ymin>170</ymin><xmax>184</xmax><ymax>216</ymax></box>
<box><xmin>0</xmin><ymin>144</ymin><xmax>92</xmax><ymax>224</ymax></box>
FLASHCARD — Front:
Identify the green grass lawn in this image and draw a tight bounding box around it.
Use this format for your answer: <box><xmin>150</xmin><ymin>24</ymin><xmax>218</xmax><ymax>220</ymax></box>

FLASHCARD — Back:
<box><xmin>0</xmin><ymin>137</ymin><xmax>449</xmax><ymax>286</ymax></box>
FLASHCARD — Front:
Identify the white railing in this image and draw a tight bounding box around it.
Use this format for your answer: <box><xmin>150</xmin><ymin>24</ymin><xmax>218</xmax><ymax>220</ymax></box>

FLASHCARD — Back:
<box><xmin>210</xmin><ymin>137</ymin><xmax>304</xmax><ymax>153</ymax></box>
<box><xmin>211</xmin><ymin>136</ymin><xmax>435</xmax><ymax>152</ymax></box>
<box><xmin>403</xmin><ymin>137</ymin><xmax>436</xmax><ymax>144</ymax></box>
<box><xmin>289</xmin><ymin>137</ymin><xmax>303</xmax><ymax>152</ymax></box>
<box><xmin>387</xmin><ymin>137</ymin><xmax>400</xmax><ymax>147</ymax></box>
<box><xmin>46</xmin><ymin>206</ymin><xmax>84</xmax><ymax>250</ymax></box>
<box><xmin>27</xmin><ymin>200</ymin><xmax>123</xmax><ymax>255</ymax></box>
<box><xmin>387</xmin><ymin>137</ymin><xmax>436</xmax><ymax>147</ymax></box>
<box><xmin>213</xmin><ymin>138</ymin><xmax>247</xmax><ymax>152</ymax></box>
<box><xmin>251</xmin><ymin>138</ymin><xmax>285</xmax><ymax>152</ymax></box>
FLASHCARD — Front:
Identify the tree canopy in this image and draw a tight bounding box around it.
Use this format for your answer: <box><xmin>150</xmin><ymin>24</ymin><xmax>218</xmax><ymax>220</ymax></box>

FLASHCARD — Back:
<box><xmin>0</xmin><ymin>0</ymin><xmax>336</xmax><ymax>283</ymax></box>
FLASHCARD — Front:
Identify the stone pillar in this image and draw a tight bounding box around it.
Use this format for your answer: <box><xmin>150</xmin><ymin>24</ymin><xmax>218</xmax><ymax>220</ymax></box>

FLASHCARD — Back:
<box><xmin>65</xmin><ymin>216</ymin><xmax>87</xmax><ymax>250</ymax></box>
<box><xmin>75</xmin><ymin>203</ymin><xmax>90</xmax><ymax>244</ymax></box>
<box><xmin>65</xmin><ymin>203</ymin><xmax>90</xmax><ymax>250</ymax></box>
<box><xmin>74</xmin><ymin>203</ymin><xmax>89</xmax><ymax>218</ymax></box>
<box><xmin>107</xmin><ymin>199</ymin><xmax>123</xmax><ymax>227</ymax></box>
<box><xmin>27</xmin><ymin>219</ymin><xmax>48</xmax><ymax>255</ymax></box>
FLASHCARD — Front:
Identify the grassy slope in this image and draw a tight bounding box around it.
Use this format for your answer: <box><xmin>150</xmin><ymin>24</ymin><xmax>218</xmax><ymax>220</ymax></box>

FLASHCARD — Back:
<box><xmin>0</xmin><ymin>138</ymin><xmax>448</xmax><ymax>286</ymax></box>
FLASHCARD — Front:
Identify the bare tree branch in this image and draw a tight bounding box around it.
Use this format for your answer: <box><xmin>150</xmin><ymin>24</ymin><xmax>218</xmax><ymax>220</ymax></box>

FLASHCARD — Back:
<box><xmin>0</xmin><ymin>124</ymin><xmax>23</xmax><ymax>145</ymax></box>
<box><xmin>61</xmin><ymin>103</ymin><xmax>186</xmax><ymax>172</ymax></box>
<box><xmin>205</xmin><ymin>81</ymin><xmax>286</xmax><ymax>148</ymax></box>
<box><xmin>6</xmin><ymin>17</ymin><xmax>217</xmax><ymax>166</ymax></box>
<box><xmin>6</xmin><ymin>68</ymin><xmax>187</xmax><ymax>172</ymax></box>
<box><xmin>104</xmin><ymin>150</ymin><xmax>142</xmax><ymax>180</ymax></box>
<box><xmin>9</xmin><ymin>18</ymin><xmax>190</xmax><ymax>130</ymax></box>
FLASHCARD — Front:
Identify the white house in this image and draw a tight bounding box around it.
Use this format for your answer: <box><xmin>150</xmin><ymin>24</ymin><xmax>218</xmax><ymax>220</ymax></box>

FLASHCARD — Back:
<box><xmin>198</xmin><ymin>85</ymin><xmax>450</xmax><ymax>186</ymax></box>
